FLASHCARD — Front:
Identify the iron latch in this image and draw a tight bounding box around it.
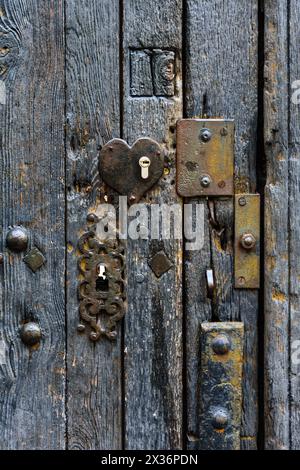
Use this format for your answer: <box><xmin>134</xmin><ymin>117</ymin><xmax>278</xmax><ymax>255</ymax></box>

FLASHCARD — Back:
<box><xmin>176</xmin><ymin>118</ymin><xmax>260</xmax><ymax>289</ymax></box>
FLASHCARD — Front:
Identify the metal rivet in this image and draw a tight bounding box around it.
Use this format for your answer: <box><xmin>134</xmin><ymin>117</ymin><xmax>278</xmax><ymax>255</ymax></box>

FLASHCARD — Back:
<box><xmin>220</xmin><ymin>127</ymin><xmax>228</xmax><ymax>136</ymax></box>
<box><xmin>87</xmin><ymin>213</ymin><xmax>99</xmax><ymax>223</ymax></box>
<box><xmin>212</xmin><ymin>334</ymin><xmax>231</xmax><ymax>355</ymax></box>
<box><xmin>20</xmin><ymin>322</ymin><xmax>41</xmax><ymax>346</ymax></box>
<box><xmin>238</xmin><ymin>276</ymin><xmax>246</xmax><ymax>285</ymax></box>
<box><xmin>90</xmin><ymin>331</ymin><xmax>98</xmax><ymax>341</ymax></box>
<box><xmin>200</xmin><ymin>175</ymin><xmax>212</xmax><ymax>188</ymax></box>
<box><xmin>77</xmin><ymin>323</ymin><xmax>86</xmax><ymax>333</ymax></box>
<box><xmin>238</xmin><ymin>196</ymin><xmax>247</xmax><ymax>206</ymax></box>
<box><xmin>218</xmin><ymin>180</ymin><xmax>226</xmax><ymax>188</ymax></box>
<box><xmin>200</xmin><ymin>128</ymin><xmax>212</xmax><ymax>142</ymax></box>
<box><xmin>240</xmin><ymin>232</ymin><xmax>256</xmax><ymax>250</ymax></box>
<box><xmin>129</xmin><ymin>194</ymin><xmax>136</xmax><ymax>203</ymax></box>
<box><xmin>136</xmin><ymin>274</ymin><xmax>145</xmax><ymax>283</ymax></box>
<box><xmin>6</xmin><ymin>227</ymin><xmax>28</xmax><ymax>253</ymax></box>
<box><xmin>211</xmin><ymin>408</ymin><xmax>229</xmax><ymax>429</ymax></box>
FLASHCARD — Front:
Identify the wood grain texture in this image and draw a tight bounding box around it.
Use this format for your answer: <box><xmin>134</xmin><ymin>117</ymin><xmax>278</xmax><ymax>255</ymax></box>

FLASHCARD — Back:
<box><xmin>123</xmin><ymin>0</ymin><xmax>183</xmax><ymax>450</ymax></box>
<box><xmin>185</xmin><ymin>0</ymin><xmax>259</xmax><ymax>449</ymax></box>
<box><xmin>0</xmin><ymin>0</ymin><xmax>65</xmax><ymax>449</ymax></box>
<box><xmin>264</xmin><ymin>0</ymin><xmax>290</xmax><ymax>450</ymax></box>
<box><xmin>65</xmin><ymin>0</ymin><xmax>122</xmax><ymax>449</ymax></box>
<box><xmin>289</xmin><ymin>0</ymin><xmax>300</xmax><ymax>451</ymax></box>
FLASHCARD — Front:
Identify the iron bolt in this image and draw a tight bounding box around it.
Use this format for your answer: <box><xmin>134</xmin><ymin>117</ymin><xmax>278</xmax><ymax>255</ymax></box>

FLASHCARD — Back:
<box><xmin>212</xmin><ymin>334</ymin><xmax>231</xmax><ymax>355</ymax></box>
<box><xmin>6</xmin><ymin>226</ymin><xmax>28</xmax><ymax>253</ymax></box>
<box><xmin>200</xmin><ymin>175</ymin><xmax>212</xmax><ymax>188</ymax></box>
<box><xmin>90</xmin><ymin>331</ymin><xmax>98</xmax><ymax>341</ymax></box>
<box><xmin>238</xmin><ymin>196</ymin><xmax>247</xmax><ymax>206</ymax></box>
<box><xmin>211</xmin><ymin>408</ymin><xmax>229</xmax><ymax>429</ymax></box>
<box><xmin>77</xmin><ymin>323</ymin><xmax>86</xmax><ymax>332</ymax></box>
<box><xmin>200</xmin><ymin>128</ymin><xmax>212</xmax><ymax>142</ymax></box>
<box><xmin>240</xmin><ymin>232</ymin><xmax>256</xmax><ymax>250</ymax></box>
<box><xmin>20</xmin><ymin>322</ymin><xmax>41</xmax><ymax>346</ymax></box>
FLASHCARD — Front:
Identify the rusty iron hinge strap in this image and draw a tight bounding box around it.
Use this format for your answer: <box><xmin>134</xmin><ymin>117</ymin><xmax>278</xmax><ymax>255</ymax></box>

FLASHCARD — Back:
<box><xmin>199</xmin><ymin>322</ymin><xmax>244</xmax><ymax>450</ymax></box>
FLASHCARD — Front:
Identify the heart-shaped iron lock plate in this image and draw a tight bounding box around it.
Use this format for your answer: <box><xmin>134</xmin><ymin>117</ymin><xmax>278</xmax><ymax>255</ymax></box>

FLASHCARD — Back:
<box><xmin>99</xmin><ymin>138</ymin><xmax>164</xmax><ymax>203</ymax></box>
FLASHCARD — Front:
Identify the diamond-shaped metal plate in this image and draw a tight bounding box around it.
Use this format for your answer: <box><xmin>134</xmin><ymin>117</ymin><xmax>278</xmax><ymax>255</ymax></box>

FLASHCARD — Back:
<box><xmin>23</xmin><ymin>247</ymin><xmax>45</xmax><ymax>272</ymax></box>
<box><xmin>148</xmin><ymin>250</ymin><xmax>173</xmax><ymax>278</ymax></box>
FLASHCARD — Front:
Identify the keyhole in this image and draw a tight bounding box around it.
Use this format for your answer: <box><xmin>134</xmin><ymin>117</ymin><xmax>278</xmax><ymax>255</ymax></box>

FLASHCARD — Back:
<box><xmin>96</xmin><ymin>263</ymin><xmax>109</xmax><ymax>292</ymax></box>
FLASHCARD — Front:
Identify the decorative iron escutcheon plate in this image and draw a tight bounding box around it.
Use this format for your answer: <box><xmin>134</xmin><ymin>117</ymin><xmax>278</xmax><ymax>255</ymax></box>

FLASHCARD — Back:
<box><xmin>77</xmin><ymin>221</ymin><xmax>126</xmax><ymax>342</ymax></box>
<box><xmin>199</xmin><ymin>322</ymin><xmax>244</xmax><ymax>450</ymax></box>
<box><xmin>99</xmin><ymin>138</ymin><xmax>164</xmax><ymax>203</ymax></box>
<box><xmin>176</xmin><ymin>119</ymin><xmax>234</xmax><ymax>197</ymax></box>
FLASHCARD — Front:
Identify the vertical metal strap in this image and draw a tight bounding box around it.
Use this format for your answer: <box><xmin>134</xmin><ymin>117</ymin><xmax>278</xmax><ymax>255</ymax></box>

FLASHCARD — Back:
<box><xmin>199</xmin><ymin>322</ymin><xmax>244</xmax><ymax>450</ymax></box>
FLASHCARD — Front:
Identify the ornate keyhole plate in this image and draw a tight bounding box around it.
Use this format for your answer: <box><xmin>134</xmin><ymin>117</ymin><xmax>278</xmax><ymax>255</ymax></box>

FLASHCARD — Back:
<box><xmin>77</xmin><ymin>216</ymin><xmax>126</xmax><ymax>342</ymax></box>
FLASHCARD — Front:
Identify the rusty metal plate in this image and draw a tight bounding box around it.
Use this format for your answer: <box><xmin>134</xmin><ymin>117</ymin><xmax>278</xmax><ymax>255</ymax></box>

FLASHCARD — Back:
<box><xmin>235</xmin><ymin>194</ymin><xmax>260</xmax><ymax>288</ymax></box>
<box><xmin>148</xmin><ymin>250</ymin><xmax>173</xmax><ymax>278</ymax></box>
<box><xmin>23</xmin><ymin>247</ymin><xmax>45</xmax><ymax>272</ymax></box>
<box><xmin>199</xmin><ymin>322</ymin><xmax>244</xmax><ymax>450</ymax></box>
<box><xmin>99</xmin><ymin>138</ymin><xmax>164</xmax><ymax>203</ymax></box>
<box><xmin>176</xmin><ymin>119</ymin><xmax>234</xmax><ymax>197</ymax></box>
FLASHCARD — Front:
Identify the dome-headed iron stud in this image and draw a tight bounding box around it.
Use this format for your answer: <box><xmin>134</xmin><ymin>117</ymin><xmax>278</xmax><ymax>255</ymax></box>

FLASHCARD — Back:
<box><xmin>211</xmin><ymin>408</ymin><xmax>229</xmax><ymax>429</ymax></box>
<box><xmin>240</xmin><ymin>232</ymin><xmax>256</xmax><ymax>250</ymax></box>
<box><xmin>212</xmin><ymin>334</ymin><xmax>231</xmax><ymax>355</ymax></box>
<box><xmin>6</xmin><ymin>227</ymin><xmax>28</xmax><ymax>253</ymax></box>
<box><xmin>20</xmin><ymin>322</ymin><xmax>41</xmax><ymax>346</ymax></box>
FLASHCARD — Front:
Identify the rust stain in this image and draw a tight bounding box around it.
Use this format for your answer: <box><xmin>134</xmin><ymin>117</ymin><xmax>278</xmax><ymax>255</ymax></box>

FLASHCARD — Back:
<box><xmin>272</xmin><ymin>289</ymin><xmax>287</xmax><ymax>302</ymax></box>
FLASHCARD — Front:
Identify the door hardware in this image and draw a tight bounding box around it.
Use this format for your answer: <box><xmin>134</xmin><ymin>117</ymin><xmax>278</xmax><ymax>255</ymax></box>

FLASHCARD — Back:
<box><xmin>176</xmin><ymin>118</ymin><xmax>260</xmax><ymax>289</ymax></box>
<box><xmin>6</xmin><ymin>226</ymin><xmax>28</xmax><ymax>253</ymax></box>
<box><xmin>234</xmin><ymin>194</ymin><xmax>260</xmax><ymax>288</ymax></box>
<box><xmin>199</xmin><ymin>322</ymin><xmax>244</xmax><ymax>450</ymax></box>
<box><xmin>23</xmin><ymin>247</ymin><xmax>46</xmax><ymax>272</ymax></box>
<box><xmin>77</xmin><ymin>216</ymin><xmax>126</xmax><ymax>342</ymax></box>
<box><xmin>139</xmin><ymin>156</ymin><xmax>151</xmax><ymax>179</ymax></box>
<box><xmin>99</xmin><ymin>137</ymin><xmax>164</xmax><ymax>203</ymax></box>
<box><xmin>20</xmin><ymin>322</ymin><xmax>42</xmax><ymax>347</ymax></box>
<box><xmin>206</xmin><ymin>268</ymin><xmax>215</xmax><ymax>299</ymax></box>
<box><xmin>176</xmin><ymin>119</ymin><xmax>234</xmax><ymax>197</ymax></box>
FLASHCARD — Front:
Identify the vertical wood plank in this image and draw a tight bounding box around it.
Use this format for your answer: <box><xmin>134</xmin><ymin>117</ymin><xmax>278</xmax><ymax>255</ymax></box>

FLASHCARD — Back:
<box><xmin>264</xmin><ymin>0</ymin><xmax>290</xmax><ymax>449</ymax></box>
<box><xmin>65</xmin><ymin>0</ymin><xmax>122</xmax><ymax>449</ymax></box>
<box><xmin>185</xmin><ymin>0</ymin><xmax>259</xmax><ymax>449</ymax></box>
<box><xmin>289</xmin><ymin>0</ymin><xmax>300</xmax><ymax>450</ymax></box>
<box><xmin>123</xmin><ymin>0</ymin><xmax>183</xmax><ymax>449</ymax></box>
<box><xmin>0</xmin><ymin>0</ymin><xmax>65</xmax><ymax>449</ymax></box>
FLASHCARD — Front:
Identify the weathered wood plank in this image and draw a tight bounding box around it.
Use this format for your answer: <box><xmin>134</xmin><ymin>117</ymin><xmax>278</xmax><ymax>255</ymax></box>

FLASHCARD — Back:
<box><xmin>65</xmin><ymin>0</ymin><xmax>122</xmax><ymax>449</ymax></box>
<box><xmin>289</xmin><ymin>0</ymin><xmax>300</xmax><ymax>451</ymax></box>
<box><xmin>185</xmin><ymin>0</ymin><xmax>259</xmax><ymax>449</ymax></box>
<box><xmin>264</xmin><ymin>0</ymin><xmax>290</xmax><ymax>450</ymax></box>
<box><xmin>0</xmin><ymin>0</ymin><xmax>65</xmax><ymax>449</ymax></box>
<box><xmin>123</xmin><ymin>0</ymin><xmax>183</xmax><ymax>449</ymax></box>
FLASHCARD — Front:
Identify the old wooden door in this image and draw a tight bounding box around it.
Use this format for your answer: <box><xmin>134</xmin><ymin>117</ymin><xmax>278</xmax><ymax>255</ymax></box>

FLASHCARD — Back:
<box><xmin>0</xmin><ymin>0</ymin><xmax>298</xmax><ymax>451</ymax></box>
